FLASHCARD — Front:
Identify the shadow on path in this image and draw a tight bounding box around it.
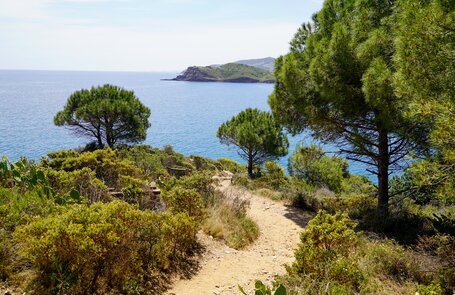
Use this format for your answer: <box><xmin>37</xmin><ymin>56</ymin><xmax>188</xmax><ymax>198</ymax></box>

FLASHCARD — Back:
<box><xmin>283</xmin><ymin>204</ymin><xmax>313</xmax><ymax>229</ymax></box>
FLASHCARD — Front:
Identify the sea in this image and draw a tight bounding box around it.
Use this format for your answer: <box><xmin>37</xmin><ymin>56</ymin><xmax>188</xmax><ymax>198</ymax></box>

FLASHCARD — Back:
<box><xmin>0</xmin><ymin>70</ymin><xmax>367</xmax><ymax>177</ymax></box>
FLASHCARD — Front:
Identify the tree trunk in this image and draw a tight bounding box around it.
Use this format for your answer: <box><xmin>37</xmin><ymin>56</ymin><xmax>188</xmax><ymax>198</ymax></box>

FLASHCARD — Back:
<box><xmin>247</xmin><ymin>151</ymin><xmax>253</xmax><ymax>178</ymax></box>
<box><xmin>377</xmin><ymin>128</ymin><xmax>390</xmax><ymax>218</ymax></box>
<box><xmin>96</xmin><ymin>129</ymin><xmax>103</xmax><ymax>148</ymax></box>
<box><xmin>104</xmin><ymin>117</ymin><xmax>114</xmax><ymax>147</ymax></box>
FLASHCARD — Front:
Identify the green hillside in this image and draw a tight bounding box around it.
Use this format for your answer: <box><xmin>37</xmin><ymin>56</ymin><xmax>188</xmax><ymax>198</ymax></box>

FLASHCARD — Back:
<box><xmin>201</xmin><ymin>63</ymin><xmax>274</xmax><ymax>81</ymax></box>
<box><xmin>171</xmin><ymin>62</ymin><xmax>275</xmax><ymax>83</ymax></box>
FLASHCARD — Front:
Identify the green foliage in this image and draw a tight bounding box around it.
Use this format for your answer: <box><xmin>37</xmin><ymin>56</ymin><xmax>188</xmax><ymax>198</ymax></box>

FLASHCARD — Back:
<box><xmin>0</xmin><ymin>157</ymin><xmax>50</xmax><ymax>193</ymax></box>
<box><xmin>189</xmin><ymin>63</ymin><xmax>274</xmax><ymax>82</ymax></box>
<box><xmin>46</xmin><ymin>168</ymin><xmax>109</xmax><ymax>204</ymax></box>
<box><xmin>239</xmin><ymin>280</ymin><xmax>286</xmax><ymax>295</ymax></box>
<box><xmin>164</xmin><ymin>187</ymin><xmax>205</xmax><ymax>223</ymax></box>
<box><xmin>288</xmin><ymin>144</ymin><xmax>348</xmax><ymax>192</ymax></box>
<box><xmin>166</xmin><ymin>170</ymin><xmax>216</xmax><ymax>206</ymax></box>
<box><xmin>14</xmin><ymin>201</ymin><xmax>198</xmax><ymax>294</ymax></box>
<box><xmin>217</xmin><ymin>157</ymin><xmax>244</xmax><ymax>173</ymax></box>
<box><xmin>118</xmin><ymin>145</ymin><xmax>171</xmax><ymax>179</ymax></box>
<box><xmin>54</xmin><ymin>84</ymin><xmax>151</xmax><ymax>147</ymax></box>
<box><xmin>278</xmin><ymin>211</ymin><xmax>439</xmax><ymax>294</ymax></box>
<box><xmin>191</xmin><ymin>155</ymin><xmax>218</xmax><ymax>171</ymax></box>
<box><xmin>394</xmin><ymin>0</ymin><xmax>454</xmax><ymax>150</ymax></box>
<box><xmin>259</xmin><ymin>161</ymin><xmax>288</xmax><ymax>189</ymax></box>
<box><xmin>45</xmin><ymin>148</ymin><xmax>143</xmax><ymax>189</ymax></box>
<box><xmin>269</xmin><ymin>0</ymin><xmax>428</xmax><ymax>217</ymax></box>
<box><xmin>0</xmin><ymin>187</ymin><xmax>60</xmax><ymax>280</ymax></box>
<box><xmin>290</xmin><ymin>211</ymin><xmax>359</xmax><ymax>278</ymax></box>
<box><xmin>341</xmin><ymin>175</ymin><xmax>375</xmax><ymax>195</ymax></box>
<box><xmin>217</xmin><ymin>108</ymin><xmax>288</xmax><ymax>177</ymax></box>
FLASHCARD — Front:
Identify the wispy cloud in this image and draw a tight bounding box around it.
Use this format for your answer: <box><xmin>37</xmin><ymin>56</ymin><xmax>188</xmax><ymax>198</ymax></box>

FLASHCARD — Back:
<box><xmin>0</xmin><ymin>0</ymin><xmax>323</xmax><ymax>71</ymax></box>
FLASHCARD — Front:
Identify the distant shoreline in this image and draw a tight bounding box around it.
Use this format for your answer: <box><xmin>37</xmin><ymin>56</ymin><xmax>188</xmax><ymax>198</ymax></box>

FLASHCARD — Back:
<box><xmin>160</xmin><ymin>78</ymin><xmax>274</xmax><ymax>84</ymax></box>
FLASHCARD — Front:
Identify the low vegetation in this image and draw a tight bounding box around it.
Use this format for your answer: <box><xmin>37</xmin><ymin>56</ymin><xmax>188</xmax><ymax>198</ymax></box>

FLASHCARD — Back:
<box><xmin>275</xmin><ymin>211</ymin><xmax>448</xmax><ymax>294</ymax></box>
<box><xmin>231</xmin><ymin>142</ymin><xmax>454</xmax><ymax>293</ymax></box>
<box><xmin>0</xmin><ymin>146</ymin><xmax>259</xmax><ymax>293</ymax></box>
<box><xmin>203</xmin><ymin>191</ymin><xmax>259</xmax><ymax>249</ymax></box>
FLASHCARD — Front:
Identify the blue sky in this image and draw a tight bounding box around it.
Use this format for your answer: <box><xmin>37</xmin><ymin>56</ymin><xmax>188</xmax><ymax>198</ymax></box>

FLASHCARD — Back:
<box><xmin>0</xmin><ymin>0</ymin><xmax>323</xmax><ymax>71</ymax></box>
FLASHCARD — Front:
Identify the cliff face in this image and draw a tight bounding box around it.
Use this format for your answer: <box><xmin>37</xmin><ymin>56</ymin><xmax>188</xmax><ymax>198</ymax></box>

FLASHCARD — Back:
<box><xmin>169</xmin><ymin>63</ymin><xmax>275</xmax><ymax>84</ymax></box>
<box><xmin>173</xmin><ymin>67</ymin><xmax>216</xmax><ymax>82</ymax></box>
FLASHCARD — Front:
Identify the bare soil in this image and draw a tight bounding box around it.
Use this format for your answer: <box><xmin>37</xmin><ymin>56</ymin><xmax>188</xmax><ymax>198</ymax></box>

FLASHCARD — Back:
<box><xmin>167</xmin><ymin>177</ymin><xmax>311</xmax><ymax>295</ymax></box>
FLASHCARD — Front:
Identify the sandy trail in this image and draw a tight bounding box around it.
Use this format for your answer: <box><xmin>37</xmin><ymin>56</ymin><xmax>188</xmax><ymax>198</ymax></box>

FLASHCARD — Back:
<box><xmin>168</xmin><ymin>178</ymin><xmax>311</xmax><ymax>295</ymax></box>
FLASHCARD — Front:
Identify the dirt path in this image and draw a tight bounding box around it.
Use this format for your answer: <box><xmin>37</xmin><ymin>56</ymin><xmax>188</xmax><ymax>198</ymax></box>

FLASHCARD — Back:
<box><xmin>168</xmin><ymin>178</ymin><xmax>311</xmax><ymax>295</ymax></box>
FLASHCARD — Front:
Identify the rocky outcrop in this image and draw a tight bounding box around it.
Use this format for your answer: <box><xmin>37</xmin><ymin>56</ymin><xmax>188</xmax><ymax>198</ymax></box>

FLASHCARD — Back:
<box><xmin>171</xmin><ymin>66</ymin><xmax>216</xmax><ymax>82</ymax></box>
<box><xmin>164</xmin><ymin>61</ymin><xmax>275</xmax><ymax>83</ymax></box>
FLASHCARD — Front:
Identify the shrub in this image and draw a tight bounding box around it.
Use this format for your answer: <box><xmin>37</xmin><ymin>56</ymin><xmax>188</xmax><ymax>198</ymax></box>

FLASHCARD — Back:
<box><xmin>191</xmin><ymin>155</ymin><xmax>218</xmax><ymax>171</ymax></box>
<box><xmin>0</xmin><ymin>187</ymin><xmax>60</xmax><ymax>281</ymax></box>
<box><xmin>257</xmin><ymin>161</ymin><xmax>288</xmax><ymax>189</ymax></box>
<box><xmin>168</xmin><ymin>171</ymin><xmax>216</xmax><ymax>206</ymax></box>
<box><xmin>288</xmin><ymin>144</ymin><xmax>348</xmax><ymax>192</ymax></box>
<box><xmin>14</xmin><ymin>201</ymin><xmax>198</xmax><ymax>294</ymax></box>
<box><xmin>341</xmin><ymin>175</ymin><xmax>375</xmax><ymax>195</ymax></box>
<box><xmin>290</xmin><ymin>211</ymin><xmax>359</xmax><ymax>276</ymax></box>
<box><xmin>118</xmin><ymin>145</ymin><xmax>170</xmax><ymax>179</ymax></box>
<box><xmin>44</xmin><ymin>148</ymin><xmax>143</xmax><ymax>189</ymax></box>
<box><xmin>46</xmin><ymin>168</ymin><xmax>110</xmax><ymax>204</ymax></box>
<box><xmin>239</xmin><ymin>280</ymin><xmax>286</xmax><ymax>295</ymax></box>
<box><xmin>217</xmin><ymin>158</ymin><xmax>244</xmax><ymax>173</ymax></box>
<box><xmin>277</xmin><ymin>211</ymin><xmax>442</xmax><ymax>294</ymax></box>
<box><xmin>164</xmin><ymin>187</ymin><xmax>205</xmax><ymax>223</ymax></box>
<box><xmin>281</xmin><ymin>179</ymin><xmax>319</xmax><ymax>210</ymax></box>
<box><xmin>323</xmin><ymin>193</ymin><xmax>377</xmax><ymax>219</ymax></box>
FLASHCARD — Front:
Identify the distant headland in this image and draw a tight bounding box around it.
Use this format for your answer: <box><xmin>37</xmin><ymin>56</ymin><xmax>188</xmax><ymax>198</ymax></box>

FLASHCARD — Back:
<box><xmin>164</xmin><ymin>57</ymin><xmax>276</xmax><ymax>83</ymax></box>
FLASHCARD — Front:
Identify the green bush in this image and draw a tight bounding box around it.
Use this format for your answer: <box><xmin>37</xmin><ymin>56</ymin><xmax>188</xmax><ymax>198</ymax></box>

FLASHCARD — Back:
<box><xmin>278</xmin><ymin>211</ymin><xmax>442</xmax><ymax>294</ymax></box>
<box><xmin>255</xmin><ymin>188</ymin><xmax>285</xmax><ymax>201</ymax></box>
<box><xmin>323</xmin><ymin>193</ymin><xmax>377</xmax><ymax>219</ymax></box>
<box><xmin>288</xmin><ymin>144</ymin><xmax>349</xmax><ymax>192</ymax></box>
<box><xmin>118</xmin><ymin>145</ymin><xmax>170</xmax><ymax>179</ymax></box>
<box><xmin>0</xmin><ymin>187</ymin><xmax>60</xmax><ymax>281</ymax></box>
<box><xmin>281</xmin><ymin>179</ymin><xmax>319</xmax><ymax>210</ymax></box>
<box><xmin>191</xmin><ymin>155</ymin><xmax>218</xmax><ymax>171</ymax></box>
<box><xmin>257</xmin><ymin>161</ymin><xmax>288</xmax><ymax>189</ymax></box>
<box><xmin>14</xmin><ymin>201</ymin><xmax>198</xmax><ymax>294</ymax></box>
<box><xmin>44</xmin><ymin>148</ymin><xmax>143</xmax><ymax>189</ymax></box>
<box><xmin>168</xmin><ymin>171</ymin><xmax>216</xmax><ymax>206</ymax></box>
<box><xmin>341</xmin><ymin>175</ymin><xmax>375</xmax><ymax>195</ymax></box>
<box><xmin>290</xmin><ymin>211</ymin><xmax>359</xmax><ymax>278</ymax></box>
<box><xmin>164</xmin><ymin>187</ymin><xmax>205</xmax><ymax>222</ymax></box>
<box><xmin>217</xmin><ymin>157</ymin><xmax>244</xmax><ymax>173</ymax></box>
<box><xmin>239</xmin><ymin>280</ymin><xmax>286</xmax><ymax>295</ymax></box>
<box><xmin>46</xmin><ymin>168</ymin><xmax>109</xmax><ymax>204</ymax></box>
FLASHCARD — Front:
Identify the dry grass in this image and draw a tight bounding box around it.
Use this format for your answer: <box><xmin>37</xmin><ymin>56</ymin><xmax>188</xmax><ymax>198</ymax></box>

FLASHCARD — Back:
<box><xmin>203</xmin><ymin>191</ymin><xmax>259</xmax><ymax>249</ymax></box>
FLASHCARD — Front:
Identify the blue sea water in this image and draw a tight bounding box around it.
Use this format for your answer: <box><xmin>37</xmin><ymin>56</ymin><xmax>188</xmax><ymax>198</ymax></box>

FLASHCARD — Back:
<box><xmin>0</xmin><ymin>70</ymin><xmax>366</xmax><ymax>176</ymax></box>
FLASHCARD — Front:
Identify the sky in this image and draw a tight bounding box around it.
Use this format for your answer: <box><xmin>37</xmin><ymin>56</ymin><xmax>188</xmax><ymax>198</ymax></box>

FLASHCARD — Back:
<box><xmin>0</xmin><ymin>0</ymin><xmax>323</xmax><ymax>72</ymax></box>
